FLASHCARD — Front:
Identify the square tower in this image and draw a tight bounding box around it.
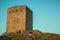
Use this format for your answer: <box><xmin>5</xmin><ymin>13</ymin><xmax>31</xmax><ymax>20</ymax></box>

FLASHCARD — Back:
<box><xmin>6</xmin><ymin>6</ymin><xmax>33</xmax><ymax>33</ymax></box>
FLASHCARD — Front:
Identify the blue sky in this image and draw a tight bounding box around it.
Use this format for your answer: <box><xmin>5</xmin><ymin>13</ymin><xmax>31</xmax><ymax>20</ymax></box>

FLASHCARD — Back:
<box><xmin>0</xmin><ymin>0</ymin><xmax>60</xmax><ymax>35</ymax></box>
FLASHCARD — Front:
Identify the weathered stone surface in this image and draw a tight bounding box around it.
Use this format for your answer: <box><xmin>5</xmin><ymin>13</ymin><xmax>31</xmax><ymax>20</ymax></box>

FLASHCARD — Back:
<box><xmin>6</xmin><ymin>6</ymin><xmax>33</xmax><ymax>33</ymax></box>
<box><xmin>0</xmin><ymin>30</ymin><xmax>60</xmax><ymax>40</ymax></box>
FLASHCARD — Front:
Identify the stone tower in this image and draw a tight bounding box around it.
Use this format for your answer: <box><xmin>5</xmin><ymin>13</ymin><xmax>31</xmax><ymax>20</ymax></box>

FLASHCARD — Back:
<box><xmin>6</xmin><ymin>6</ymin><xmax>33</xmax><ymax>33</ymax></box>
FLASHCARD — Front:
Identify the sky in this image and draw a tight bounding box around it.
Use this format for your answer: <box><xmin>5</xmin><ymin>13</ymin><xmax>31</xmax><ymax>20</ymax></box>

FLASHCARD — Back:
<box><xmin>0</xmin><ymin>0</ymin><xmax>60</xmax><ymax>35</ymax></box>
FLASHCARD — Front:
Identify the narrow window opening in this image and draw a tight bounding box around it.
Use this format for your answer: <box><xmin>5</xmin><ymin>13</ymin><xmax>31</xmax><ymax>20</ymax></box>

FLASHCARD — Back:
<box><xmin>12</xmin><ymin>10</ymin><xmax>14</xmax><ymax>12</ymax></box>
<box><xmin>9</xmin><ymin>11</ymin><xmax>11</xmax><ymax>13</ymax></box>
<box><xmin>16</xmin><ymin>9</ymin><xmax>18</xmax><ymax>12</ymax></box>
<box><xmin>16</xmin><ymin>30</ymin><xmax>21</xmax><ymax>34</ymax></box>
<box><xmin>19</xmin><ymin>30</ymin><xmax>21</xmax><ymax>34</ymax></box>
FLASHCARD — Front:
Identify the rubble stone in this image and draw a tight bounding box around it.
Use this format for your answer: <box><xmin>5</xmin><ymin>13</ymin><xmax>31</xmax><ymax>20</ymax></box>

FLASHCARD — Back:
<box><xmin>0</xmin><ymin>30</ymin><xmax>60</xmax><ymax>40</ymax></box>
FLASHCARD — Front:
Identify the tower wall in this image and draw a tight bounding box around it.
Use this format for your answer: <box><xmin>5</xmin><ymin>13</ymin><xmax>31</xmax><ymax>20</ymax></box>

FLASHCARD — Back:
<box><xmin>6</xmin><ymin>6</ymin><xmax>33</xmax><ymax>33</ymax></box>
<box><xmin>26</xmin><ymin>7</ymin><xmax>33</xmax><ymax>30</ymax></box>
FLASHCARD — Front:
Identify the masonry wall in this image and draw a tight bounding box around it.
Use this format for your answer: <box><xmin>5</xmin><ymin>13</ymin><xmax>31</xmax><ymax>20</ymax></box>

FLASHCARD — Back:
<box><xmin>6</xmin><ymin>6</ymin><xmax>26</xmax><ymax>33</ymax></box>
<box><xmin>6</xmin><ymin>6</ymin><xmax>33</xmax><ymax>33</ymax></box>
<box><xmin>26</xmin><ymin>7</ymin><xmax>33</xmax><ymax>30</ymax></box>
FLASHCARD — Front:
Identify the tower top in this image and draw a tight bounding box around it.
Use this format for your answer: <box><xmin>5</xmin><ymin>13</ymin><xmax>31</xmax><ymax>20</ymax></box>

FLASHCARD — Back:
<box><xmin>8</xmin><ymin>6</ymin><xmax>32</xmax><ymax>12</ymax></box>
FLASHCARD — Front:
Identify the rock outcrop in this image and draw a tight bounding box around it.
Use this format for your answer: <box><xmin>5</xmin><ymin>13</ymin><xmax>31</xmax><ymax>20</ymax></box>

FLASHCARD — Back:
<box><xmin>0</xmin><ymin>30</ymin><xmax>60</xmax><ymax>40</ymax></box>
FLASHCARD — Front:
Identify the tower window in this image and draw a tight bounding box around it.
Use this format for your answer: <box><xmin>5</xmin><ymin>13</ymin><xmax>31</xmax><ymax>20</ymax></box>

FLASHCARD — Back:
<box><xmin>9</xmin><ymin>11</ymin><xmax>11</xmax><ymax>13</ymax></box>
<box><xmin>29</xmin><ymin>31</ymin><xmax>33</xmax><ymax>34</ymax></box>
<box><xmin>16</xmin><ymin>9</ymin><xmax>18</xmax><ymax>12</ymax></box>
<box><xmin>19</xmin><ymin>30</ymin><xmax>21</xmax><ymax>33</ymax></box>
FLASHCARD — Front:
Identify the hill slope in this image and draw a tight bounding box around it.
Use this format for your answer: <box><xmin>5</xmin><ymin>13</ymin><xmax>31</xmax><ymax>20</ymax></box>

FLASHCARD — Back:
<box><xmin>0</xmin><ymin>30</ymin><xmax>60</xmax><ymax>40</ymax></box>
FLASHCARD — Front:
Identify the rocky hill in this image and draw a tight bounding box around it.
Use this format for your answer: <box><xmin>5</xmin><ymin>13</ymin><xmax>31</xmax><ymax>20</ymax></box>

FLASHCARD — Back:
<box><xmin>0</xmin><ymin>30</ymin><xmax>60</xmax><ymax>40</ymax></box>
